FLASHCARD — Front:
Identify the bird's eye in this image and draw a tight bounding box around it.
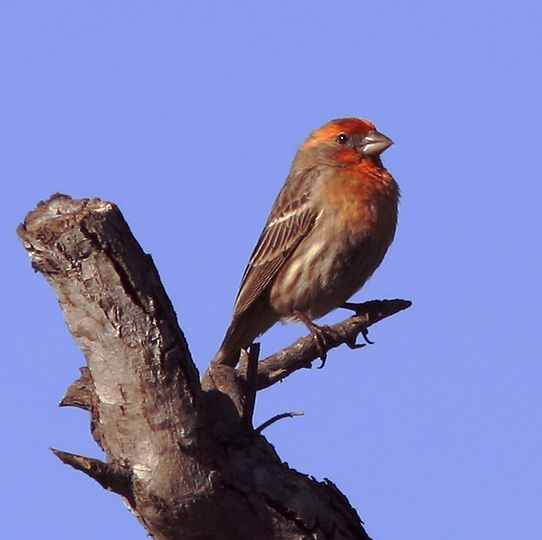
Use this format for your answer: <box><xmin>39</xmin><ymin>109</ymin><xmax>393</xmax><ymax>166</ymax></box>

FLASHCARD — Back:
<box><xmin>337</xmin><ymin>133</ymin><xmax>350</xmax><ymax>145</ymax></box>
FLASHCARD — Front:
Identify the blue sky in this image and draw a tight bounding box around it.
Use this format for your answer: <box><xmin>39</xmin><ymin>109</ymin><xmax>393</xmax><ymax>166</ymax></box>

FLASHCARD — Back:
<box><xmin>3</xmin><ymin>2</ymin><xmax>541</xmax><ymax>539</ymax></box>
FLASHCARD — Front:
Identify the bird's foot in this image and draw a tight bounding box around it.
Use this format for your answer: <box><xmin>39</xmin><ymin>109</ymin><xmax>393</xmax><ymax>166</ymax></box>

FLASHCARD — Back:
<box><xmin>341</xmin><ymin>302</ymin><xmax>374</xmax><ymax>345</ymax></box>
<box><xmin>294</xmin><ymin>310</ymin><xmax>343</xmax><ymax>369</ymax></box>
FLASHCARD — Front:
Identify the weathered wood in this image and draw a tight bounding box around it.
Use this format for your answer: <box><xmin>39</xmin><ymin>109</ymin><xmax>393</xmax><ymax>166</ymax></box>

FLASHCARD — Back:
<box><xmin>18</xmin><ymin>194</ymin><xmax>410</xmax><ymax>540</ymax></box>
<box><xmin>250</xmin><ymin>299</ymin><xmax>412</xmax><ymax>390</ymax></box>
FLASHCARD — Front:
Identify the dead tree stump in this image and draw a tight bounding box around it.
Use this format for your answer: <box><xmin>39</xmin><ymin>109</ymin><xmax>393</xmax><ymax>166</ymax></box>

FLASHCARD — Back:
<box><xmin>17</xmin><ymin>194</ymin><xmax>411</xmax><ymax>540</ymax></box>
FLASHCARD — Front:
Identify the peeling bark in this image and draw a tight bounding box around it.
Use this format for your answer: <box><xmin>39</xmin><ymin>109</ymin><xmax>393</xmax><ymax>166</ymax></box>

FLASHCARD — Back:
<box><xmin>18</xmin><ymin>194</ymin><xmax>410</xmax><ymax>540</ymax></box>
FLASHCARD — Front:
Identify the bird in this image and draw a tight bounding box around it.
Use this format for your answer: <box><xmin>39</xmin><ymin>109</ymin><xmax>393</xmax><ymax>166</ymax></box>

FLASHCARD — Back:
<box><xmin>213</xmin><ymin>117</ymin><xmax>399</xmax><ymax>367</ymax></box>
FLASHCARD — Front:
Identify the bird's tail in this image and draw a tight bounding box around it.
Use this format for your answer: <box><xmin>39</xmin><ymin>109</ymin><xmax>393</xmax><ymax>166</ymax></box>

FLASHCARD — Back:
<box><xmin>212</xmin><ymin>345</ymin><xmax>241</xmax><ymax>367</ymax></box>
<box><xmin>212</xmin><ymin>304</ymin><xmax>277</xmax><ymax>367</ymax></box>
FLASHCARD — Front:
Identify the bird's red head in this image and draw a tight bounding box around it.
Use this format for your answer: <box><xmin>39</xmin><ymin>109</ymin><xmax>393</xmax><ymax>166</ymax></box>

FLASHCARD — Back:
<box><xmin>297</xmin><ymin>118</ymin><xmax>393</xmax><ymax>167</ymax></box>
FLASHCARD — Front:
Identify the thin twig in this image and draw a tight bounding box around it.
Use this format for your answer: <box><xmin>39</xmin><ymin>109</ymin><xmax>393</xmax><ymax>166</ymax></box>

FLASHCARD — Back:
<box><xmin>256</xmin><ymin>411</ymin><xmax>305</xmax><ymax>433</ymax></box>
<box><xmin>248</xmin><ymin>299</ymin><xmax>412</xmax><ymax>390</ymax></box>
<box><xmin>242</xmin><ymin>343</ymin><xmax>260</xmax><ymax>428</ymax></box>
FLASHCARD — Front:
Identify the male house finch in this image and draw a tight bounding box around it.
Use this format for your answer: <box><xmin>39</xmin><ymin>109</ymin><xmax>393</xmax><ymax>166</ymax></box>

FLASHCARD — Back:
<box><xmin>213</xmin><ymin>118</ymin><xmax>399</xmax><ymax>367</ymax></box>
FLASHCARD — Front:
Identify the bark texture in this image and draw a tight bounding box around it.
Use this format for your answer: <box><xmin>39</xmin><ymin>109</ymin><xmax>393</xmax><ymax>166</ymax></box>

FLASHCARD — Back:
<box><xmin>18</xmin><ymin>194</ymin><xmax>411</xmax><ymax>540</ymax></box>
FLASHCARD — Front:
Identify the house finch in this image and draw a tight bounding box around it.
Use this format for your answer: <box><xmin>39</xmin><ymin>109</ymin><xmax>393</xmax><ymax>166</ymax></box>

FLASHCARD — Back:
<box><xmin>213</xmin><ymin>118</ymin><xmax>399</xmax><ymax>367</ymax></box>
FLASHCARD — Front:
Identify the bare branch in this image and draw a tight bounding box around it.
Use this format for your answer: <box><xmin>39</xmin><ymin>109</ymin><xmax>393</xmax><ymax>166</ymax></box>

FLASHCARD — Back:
<box><xmin>256</xmin><ymin>411</ymin><xmax>305</xmax><ymax>433</ymax></box>
<box><xmin>51</xmin><ymin>449</ymin><xmax>134</xmax><ymax>504</ymax></box>
<box><xmin>242</xmin><ymin>343</ymin><xmax>260</xmax><ymax>428</ymax></box>
<box><xmin>251</xmin><ymin>299</ymin><xmax>412</xmax><ymax>390</ymax></box>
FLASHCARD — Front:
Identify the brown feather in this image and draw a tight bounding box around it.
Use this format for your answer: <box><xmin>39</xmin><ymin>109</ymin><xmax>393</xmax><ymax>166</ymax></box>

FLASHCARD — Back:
<box><xmin>232</xmin><ymin>167</ymin><xmax>322</xmax><ymax>317</ymax></box>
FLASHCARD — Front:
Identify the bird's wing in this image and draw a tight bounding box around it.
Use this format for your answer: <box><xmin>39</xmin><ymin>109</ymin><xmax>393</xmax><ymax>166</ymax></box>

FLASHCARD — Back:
<box><xmin>232</xmin><ymin>168</ymin><xmax>321</xmax><ymax>318</ymax></box>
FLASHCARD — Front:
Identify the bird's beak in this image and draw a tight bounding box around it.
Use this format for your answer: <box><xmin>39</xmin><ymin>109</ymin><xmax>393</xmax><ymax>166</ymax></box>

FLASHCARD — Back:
<box><xmin>360</xmin><ymin>130</ymin><xmax>393</xmax><ymax>157</ymax></box>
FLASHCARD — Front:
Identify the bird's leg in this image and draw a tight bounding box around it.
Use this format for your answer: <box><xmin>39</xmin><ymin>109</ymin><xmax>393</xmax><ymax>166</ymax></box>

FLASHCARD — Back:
<box><xmin>294</xmin><ymin>310</ymin><xmax>342</xmax><ymax>368</ymax></box>
<box><xmin>341</xmin><ymin>302</ymin><xmax>374</xmax><ymax>344</ymax></box>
